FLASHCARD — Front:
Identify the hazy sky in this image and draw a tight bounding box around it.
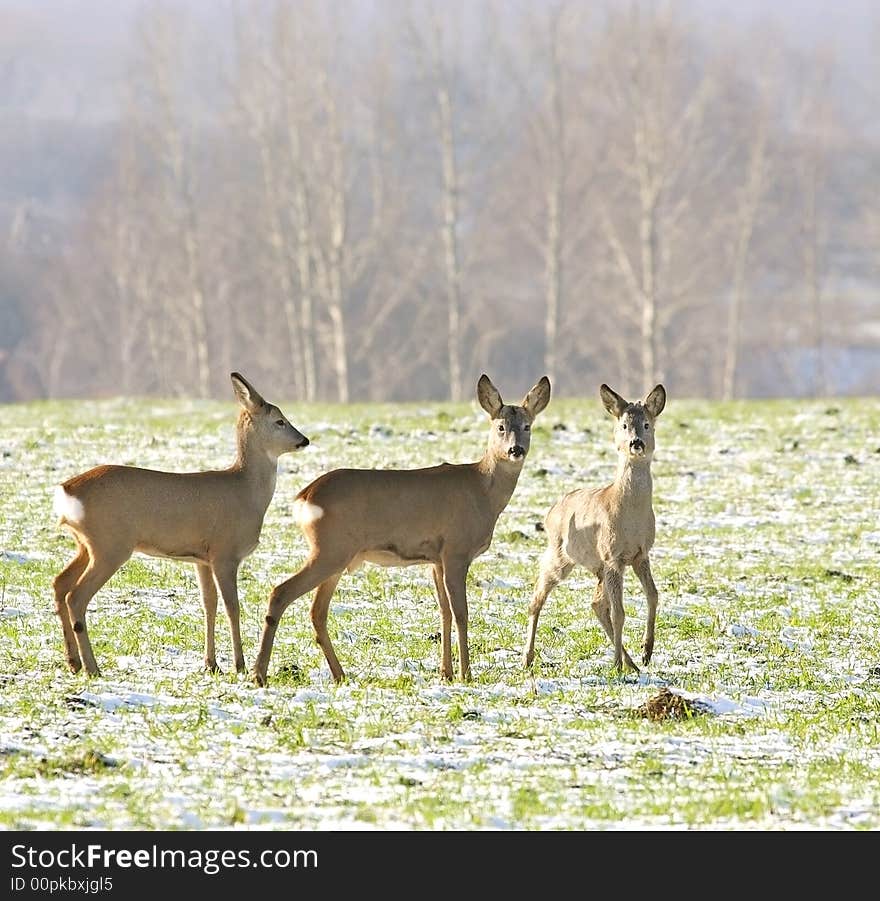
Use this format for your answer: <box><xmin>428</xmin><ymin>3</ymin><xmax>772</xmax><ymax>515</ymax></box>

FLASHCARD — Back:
<box><xmin>1</xmin><ymin>0</ymin><xmax>877</xmax><ymax>119</ymax></box>
<box><xmin>2</xmin><ymin>0</ymin><xmax>877</xmax><ymax>54</ymax></box>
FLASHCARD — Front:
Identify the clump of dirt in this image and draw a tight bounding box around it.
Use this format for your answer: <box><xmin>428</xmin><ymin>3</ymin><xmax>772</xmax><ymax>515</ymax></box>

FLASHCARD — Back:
<box><xmin>635</xmin><ymin>687</ymin><xmax>711</xmax><ymax>721</ymax></box>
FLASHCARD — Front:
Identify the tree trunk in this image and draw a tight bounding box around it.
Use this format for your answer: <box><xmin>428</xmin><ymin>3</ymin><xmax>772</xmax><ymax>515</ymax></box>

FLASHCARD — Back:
<box><xmin>438</xmin><ymin>81</ymin><xmax>462</xmax><ymax>402</ymax></box>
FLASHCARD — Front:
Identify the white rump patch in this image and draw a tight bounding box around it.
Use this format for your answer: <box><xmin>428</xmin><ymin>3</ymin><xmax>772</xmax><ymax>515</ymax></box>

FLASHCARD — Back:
<box><xmin>293</xmin><ymin>499</ymin><xmax>324</xmax><ymax>526</ymax></box>
<box><xmin>53</xmin><ymin>486</ymin><xmax>84</xmax><ymax>523</ymax></box>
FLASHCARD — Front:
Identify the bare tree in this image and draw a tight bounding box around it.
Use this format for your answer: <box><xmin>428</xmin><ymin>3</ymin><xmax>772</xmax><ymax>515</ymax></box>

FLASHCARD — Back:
<box><xmin>136</xmin><ymin>6</ymin><xmax>213</xmax><ymax>398</ymax></box>
<box><xmin>275</xmin><ymin>2</ymin><xmax>319</xmax><ymax>402</ymax></box>
<box><xmin>232</xmin><ymin>9</ymin><xmax>305</xmax><ymax>401</ymax></box>
<box><xmin>720</xmin><ymin>51</ymin><xmax>779</xmax><ymax>400</ymax></box>
<box><xmin>1</xmin><ymin>0</ymin><xmax>874</xmax><ymax>404</ymax></box>
<box><xmin>498</xmin><ymin>2</ymin><xmax>593</xmax><ymax>390</ymax></box>
<box><xmin>311</xmin><ymin>61</ymin><xmax>351</xmax><ymax>404</ymax></box>
<box><xmin>796</xmin><ymin>49</ymin><xmax>836</xmax><ymax>398</ymax></box>
<box><xmin>408</xmin><ymin>2</ymin><xmax>466</xmax><ymax>401</ymax></box>
<box><xmin>592</xmin><ymin>4</ymin><xmax>727</xmax><ymax>392</ymax></box>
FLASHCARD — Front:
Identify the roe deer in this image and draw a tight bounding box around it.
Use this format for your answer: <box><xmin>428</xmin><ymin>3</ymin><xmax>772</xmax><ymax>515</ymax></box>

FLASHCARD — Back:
<box><xmin>52</xmin><ymin>372</ymin><xmax>310</xmax><ymax>677</ymax></box>
<box><xmin>522</xmin><ymin>383</ymin><xmax>666</xmax><ymax>674</ymax></box>
<box><xmin>251</xmin><ymin>373</ymin><xmax>551</xmax><ymax>686</ymax></box>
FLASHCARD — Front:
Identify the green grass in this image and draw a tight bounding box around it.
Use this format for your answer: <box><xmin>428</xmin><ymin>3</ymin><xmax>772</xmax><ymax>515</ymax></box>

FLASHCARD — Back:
<box><xmin>1</xmin><ymin>392</ymin><xmax>879</xmax><ymax>829</ymax></box>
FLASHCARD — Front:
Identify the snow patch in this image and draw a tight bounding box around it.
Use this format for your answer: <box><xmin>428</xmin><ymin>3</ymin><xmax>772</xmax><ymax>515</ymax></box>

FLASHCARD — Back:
<box><xmin>728</xmin><ymin>623</ymin><xmax>760</xmax><ymax>637</ymax></box>
<box><xmin>1</xmin><ymin>607</ymin><xmax>29</xmax><ymax>618</ymax></box>
<box><xmin>677</xmin><ymin>690</ymin><xmax>768</xmax><ymax>717</ymax></box>
<box><xmin>72</xmin><ymin>690</ymin><xmax>169</xmax><ymax>711</ymax></box>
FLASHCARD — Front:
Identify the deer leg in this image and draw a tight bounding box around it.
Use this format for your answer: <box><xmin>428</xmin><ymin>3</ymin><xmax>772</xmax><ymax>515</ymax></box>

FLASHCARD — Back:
<box><xmin>252</xmin><ymin>554</ymin><xmax>349</xmax><ymax>686</ymax></box>
<box><xmin>212</xmin><ymin>560</ymin><xmax>246</xmax><ymax>674</ymax></box>
<box><xmin>522</xmin><ymin>545</ymin><xmax>573</xmax><ymax>668</ymax></box>
<box><xmin>602</xmin><ymin>566</ymin><xmax>638</xmax><ymax>675</ymax></box>
<box><xmin>442</xmin><ymin>558</ymin><xmax>471</xmax><ymax>681</ymax></box>
<box><xmin>310</xmin><ymin>572</ymin><xmax>344</xmax><ymax>683</ymax></box>
<box><xmin>432</xmin><ymin>563</ymin><xmax>454</xmax><ymax>681</ymax></box>
<box><xmin>632</xmin><ymin>554</ymin><xmax>658</xmax><ymax>666</ymax></box>
<box><xmin>196</xmin><ymin>563</ymin><xmax>220</xmax><ymax>673</ymax></box>
<box><xmin>591</xmin><ymin>578</ymin><xmax>638</xmax><ymax>672</ymax></box>
<box><xmin>67</xmin><ymin>548</ymin><xmax>131</xmax><ymax>677</ymax></box>
<box><xmin>53</xmin><ymin>542</ymin><xmax>89</xmax><ymax>673</ymax></box>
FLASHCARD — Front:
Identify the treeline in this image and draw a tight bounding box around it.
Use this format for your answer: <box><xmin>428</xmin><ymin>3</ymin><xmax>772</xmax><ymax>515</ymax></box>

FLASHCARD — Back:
<box><xmin>1</xmin><ymin>0</ymin><xmax>878</xmax><ymax>403</ymax></box>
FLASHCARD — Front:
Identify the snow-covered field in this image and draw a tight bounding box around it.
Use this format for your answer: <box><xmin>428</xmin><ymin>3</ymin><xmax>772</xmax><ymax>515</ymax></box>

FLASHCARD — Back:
<box><xmin>1</xmin><ymin>391</ymin><xmax>878</xmax><ymax>829</ymax></box>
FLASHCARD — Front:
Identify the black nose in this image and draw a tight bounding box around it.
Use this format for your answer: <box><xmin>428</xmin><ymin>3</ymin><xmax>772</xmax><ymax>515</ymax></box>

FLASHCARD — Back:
<box><xmin>630</xmin><ymin>438</ymin><xmax>644</xmax><ymax>451</ymax></box>
<box><xmin>508</xmin><ymin>445</ymin><xmax>525</xmax><ymax>459</ymax></box>
<box><xmin>299</xmin><ymin>437</ymin><xmax>310</xmax><ymax>448</ymax></box>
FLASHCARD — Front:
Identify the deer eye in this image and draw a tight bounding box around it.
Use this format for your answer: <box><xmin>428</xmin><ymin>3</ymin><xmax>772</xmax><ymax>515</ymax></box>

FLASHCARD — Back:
<box><xmin>643</xmin><ymin>422</ymin><xmax>650</xmax><ymax>430</ymax></box>
<box><xmin>275</xmin><ymin>419</ymin><xmax>285</xmax><ymax>427</ymax></box>
<box><xmin>524</xmin><ymin>424</ymin><xmax>530</xmax><ymax>431</ymax></box>
<box><xmin>497</xmin><ymin>424</ymin><xmax>505</xmax><ymax>433</ymax></box>
<box><xmin>622</xmin><ymin>423</ymin><xmax>627</xmax><ymax>430</ymax></box>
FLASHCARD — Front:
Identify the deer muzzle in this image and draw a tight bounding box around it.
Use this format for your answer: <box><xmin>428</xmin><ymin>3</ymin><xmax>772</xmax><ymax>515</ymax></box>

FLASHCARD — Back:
<box><xmin>507</xmin><ymin>445</ymin><xmax>525</xmax><ymax>460</ymax></box>
<box><xmin>629</xmin><ymin>437</ymin><xmax>645</xmax><ymax>454</ymax></box>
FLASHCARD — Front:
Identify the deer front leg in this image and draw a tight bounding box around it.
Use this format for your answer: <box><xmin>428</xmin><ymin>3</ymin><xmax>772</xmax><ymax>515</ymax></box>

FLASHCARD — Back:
<box><xmin>196</xmin><ymin>563</ymin><xmax>220</xmax><ymax>673</ymax></box>
<box><xmin>432</xmin><ymin>563</ymin><xmax>454</xmax><ymax>681</ymax></box>
<box><xmin>442</xmin><ymin>558</ymin><xmax>471</xmax><ymax>681</ymax></box>
<box><xmin>522</xmin><ymin>545</ymin><xmax>573</xmax><ymax>668</ymax></box>
<box><xmin>602</xmin><ymin>566</ymin><xmax>637</xmax><ymax>675</ymax></box>
<box><xmin>591</xmin><ymin>578</ymin><xmax>638</xmax><ymax>672</ymax></box>
<box><xmin>212</xmin><ymin>560</ymin><xmax>246</xmax><ymax>674</ymax></box>
<box><xmin>632</xmin><ymin>554</ymin><xmax>658</xmax><ymax>666</ymax></box>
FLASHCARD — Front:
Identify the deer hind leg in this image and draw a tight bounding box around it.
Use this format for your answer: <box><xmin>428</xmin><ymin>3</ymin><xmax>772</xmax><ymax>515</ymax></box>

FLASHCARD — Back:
<box><xmin>53</xmin><ymin>542</ymin><xmax>90</xmax><ymax>673</ymax></box>
<box><xmin>442</xmin><ymin>557</ymin><xmax>472</xmax><ymax>682</ymax></box>
<box><xmin>432</xmin><ymin>563</ymin><xmax>454</xmax><ymax>681</ymax></box>
<box><xmin>252</xmin><ymin>554</ymin><xmax>349</xmax><ymax>686</ymax></box>
<box><xmin>196</xmin><ymin>563</ymin><xmax>220</xmax><ymax>673</ymax></box>
<box><xmin>593</xmin><ymin>570</ymin><xmax>638</xmax><ymax>674</ymax></box>
<box><xmin>211</xmin><ymin>560</ymin><xmax>246</xmax><ymax>674</ymax></box>
<box><xmin>522</xmin><ymin>545</ymin><xmax>574</xmax><ymax>668</ymax></box>
<box><xmin>310</xmin><ymin>572</ymin><xmax>344</xmax><ymax>683</ymax></box>
<box><xmin>66</xmin><ymin>547</ymin><xmax>131</xmax><ymax>677</ymax></box>
<box><xmin>632</xmin><ymin>554</ymin><xmax>658</xmax><ymax>666</ymax></box>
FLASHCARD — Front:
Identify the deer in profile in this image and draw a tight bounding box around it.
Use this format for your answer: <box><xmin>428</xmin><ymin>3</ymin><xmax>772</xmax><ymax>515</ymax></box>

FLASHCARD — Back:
<box><xmin>522</xmin><ymin>383</ymin><xmax>666</xmax><ymax>674</ymax></box>
<box><xmin>52</xmin><ymin>372</ymin><xmax>310</xmax><ymax>677</ymax></box>
<box><xmin>251</xmin><ymin>373</ymin><xmax>551</xmax><ymax>686</ymax></box>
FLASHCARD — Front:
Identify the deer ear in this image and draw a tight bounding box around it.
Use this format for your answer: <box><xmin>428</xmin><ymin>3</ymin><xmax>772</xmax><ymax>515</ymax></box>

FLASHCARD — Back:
<box><xmin>477</xmin><ymin>374</ymin><xmax>503</xmax><ymax>418</ymax></box>
<box><xmin>600</xmin><ymin>384</ymin><xmax>628</xmax><ymax>418</ymax></box>
<box><xmin>522</xmin><ymin>376</ymin><xmax>551</xmax><ymax>419</ymax></box>
<box><xmin>644</xmin><ymin>384</ymin><xmax>666</xmax><ymax>418</ymax></box>
<box><xmin>231</xmin><ymin>372</ymin><xmax>266</xmax><ymax>413</ymax></box>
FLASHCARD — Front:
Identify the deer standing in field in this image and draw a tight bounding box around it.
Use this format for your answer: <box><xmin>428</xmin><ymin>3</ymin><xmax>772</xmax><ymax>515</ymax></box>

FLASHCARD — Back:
<box><xmin>52</xmin><ymin>372</ymin><xmax>310</xmax><ymax>677</ymax></box>
<box><xmin>522</xmin><ymin>383</ymin><xmax>666</xmax><ymax>674</ymax></box>
<box><xmin>251</xmin><ymin>373</ymin><xmax>551</xmax><ymax>686</ymax></box>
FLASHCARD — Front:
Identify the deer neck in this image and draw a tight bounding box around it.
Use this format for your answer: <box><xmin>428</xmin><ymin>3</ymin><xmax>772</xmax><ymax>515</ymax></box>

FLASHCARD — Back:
<box><xmin>477</xmin><ymin>454</ymin><xmax>523</xmax><ymax>519</ymax></box>
<box><xmin>232</xmin><ymin>428</ymin><xmax>278</xmax><ymax>509</ymax></box>
<box><xmin>613</xmin><ymin>455</ymin><xmax>653</xmax><ymax>506</ymax></box>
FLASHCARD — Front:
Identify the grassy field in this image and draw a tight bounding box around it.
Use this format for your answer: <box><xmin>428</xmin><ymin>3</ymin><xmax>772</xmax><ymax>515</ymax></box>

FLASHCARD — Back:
<box><xmin>1</xmin><ymin>388</ymin><xmax>879</xmax><ymax>830</ymax></box>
